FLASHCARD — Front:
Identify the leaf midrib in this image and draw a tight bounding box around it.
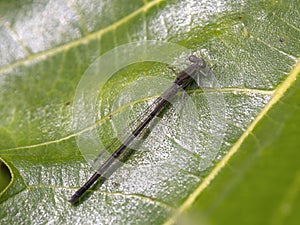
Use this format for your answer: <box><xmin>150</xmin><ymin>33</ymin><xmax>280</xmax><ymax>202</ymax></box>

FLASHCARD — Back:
<box><xmin>0</xmin><ymin>88</ymin><xmax>273</xmax><ymax>154</ymax></box>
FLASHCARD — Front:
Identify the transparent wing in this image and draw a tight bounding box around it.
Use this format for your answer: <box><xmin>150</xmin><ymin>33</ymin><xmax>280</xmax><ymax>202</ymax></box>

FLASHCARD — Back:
<box><xmin>92</xmin><ymin>95</ymin><xmax>167</xmax><ymax>170</ymax></box>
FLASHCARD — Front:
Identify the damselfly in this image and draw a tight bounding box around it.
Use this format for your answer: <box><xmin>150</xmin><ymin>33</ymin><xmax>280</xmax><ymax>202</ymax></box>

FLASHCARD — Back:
<box><xmin>69</xmin><ymin>55</ymin><xmax>212</xmax><ymax>204</ymax></box>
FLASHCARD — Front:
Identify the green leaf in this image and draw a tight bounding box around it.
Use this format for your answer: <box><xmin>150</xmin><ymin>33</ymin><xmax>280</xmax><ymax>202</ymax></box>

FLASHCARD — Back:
<box><xmin>0</xmin><ymin>0</ymin><xmax>299</xmax><ymax>224</ymax></box>
<box><xmin>185</xmin><ymin>67</ymin><xmax>300</xmax><ymax>225</ymax></box>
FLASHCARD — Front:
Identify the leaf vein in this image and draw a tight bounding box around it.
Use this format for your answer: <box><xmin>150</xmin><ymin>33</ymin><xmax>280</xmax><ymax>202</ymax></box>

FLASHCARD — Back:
<box><xmin>0</xmin><ymin>0</ymin><xmax>164</xmax><ymax>74</ymax></box>
<box><xmin>163</xmin><ymin>59</ymin><xmax>300</xmax><ymax>225</ymax></box>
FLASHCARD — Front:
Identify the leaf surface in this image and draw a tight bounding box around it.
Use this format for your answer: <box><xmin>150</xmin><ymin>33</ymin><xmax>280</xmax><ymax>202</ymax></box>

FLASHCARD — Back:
<box><xmin>0</xmin><ymin>0</ymin><xmax>299</xmax><ymax>224</ymax></box>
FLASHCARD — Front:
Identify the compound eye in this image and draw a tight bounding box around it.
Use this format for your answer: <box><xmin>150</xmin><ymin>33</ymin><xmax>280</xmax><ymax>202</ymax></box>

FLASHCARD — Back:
<box><xmin>188</xmin><ymin>55</ymin><xmax>199</xmax><ymax>63</ymax></box>
<box><xmin>189</xmin><ymin>55</ymin><xmax>206</xmax><ymax>67</ymax></box>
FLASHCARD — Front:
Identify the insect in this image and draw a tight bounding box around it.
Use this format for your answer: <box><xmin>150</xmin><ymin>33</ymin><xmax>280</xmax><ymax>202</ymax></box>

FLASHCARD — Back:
<box><xmin>69</xmin><ymin>55</ymin><xmax>212</xmax><ymax>204</ymax></box>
